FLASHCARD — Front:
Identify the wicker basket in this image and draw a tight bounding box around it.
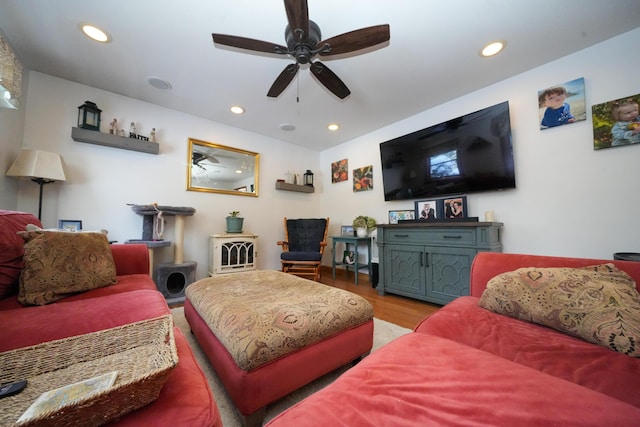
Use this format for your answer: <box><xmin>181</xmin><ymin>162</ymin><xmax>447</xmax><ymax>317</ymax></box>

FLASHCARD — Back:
<box><xmin>0</xmin><ymin>315</ymin><xmax>178</xmax><ymax>426</ymax></box>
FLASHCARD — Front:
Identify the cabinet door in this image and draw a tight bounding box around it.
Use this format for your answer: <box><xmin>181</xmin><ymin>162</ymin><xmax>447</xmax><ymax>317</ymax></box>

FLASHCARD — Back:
<box><xmin>426</xmin><ymin>247</ymin><xmax>475</xmax><ymax>304</ymax></box>
<box><xmin>384</xmin><ymin>244</ymin><xmax>426</xmax><ymax>297</ymax></box>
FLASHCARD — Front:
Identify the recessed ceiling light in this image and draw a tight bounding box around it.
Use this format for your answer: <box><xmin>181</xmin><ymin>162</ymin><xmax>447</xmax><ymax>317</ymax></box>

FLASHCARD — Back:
<box><xmin>280</xmin><ymin>123</ymin><xmax>295</xmax><ymax>131</ymax></box>
<box><xmin>79</xmin><ymin>24</ymin><xmax>111</xmax><ymax>43</ymax></box>
<box><xmin>230</xmin><ymin>106</ymin><xmax>245</xmax><ymax>114</ymax></box>
<box><xmin>481</xmin><ymin>41</ymin><xmax>505</xmax><ymax>57</ymax></box>
<box><xmin>147</xmin><ymin>76</ymin><xmax>172</xmax><ymax>90</ymax></box>
<box><xmin>328</xmin><ymin>123</ymin><xmax>340</xmax><ymax>131</ymax></box>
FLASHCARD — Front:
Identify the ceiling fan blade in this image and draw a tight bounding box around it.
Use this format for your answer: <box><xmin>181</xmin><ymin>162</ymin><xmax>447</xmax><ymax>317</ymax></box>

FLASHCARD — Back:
<box><xmin>284</xmin><ymin>0</ymin><xmax>309</xmax><ymax>41</ymax></box>
<box><xmin>310</xmin><ymin>61</ymin><xmax>350</xmax><ymax>99</ymax></box>
<box><xmin>212</xmin><ymin>33</ymin><xmax>287</xmax><ymax>55</ymax></box>
<box><xmin>267</xmin><ymin>63</ymin><xmax>300</xmax><ymax>97</ymax></box>
<box><xmin>317</xmin><ymin>24</ymin><xmax>390</xmax><ymax>57</ymax></box>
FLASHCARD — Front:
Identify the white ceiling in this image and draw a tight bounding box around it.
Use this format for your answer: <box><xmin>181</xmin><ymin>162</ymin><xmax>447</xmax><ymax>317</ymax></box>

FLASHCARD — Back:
<box><xmin>1</xmin><ymin>0</ymin><xmax>639</xmax><ymax>151</ymax></box>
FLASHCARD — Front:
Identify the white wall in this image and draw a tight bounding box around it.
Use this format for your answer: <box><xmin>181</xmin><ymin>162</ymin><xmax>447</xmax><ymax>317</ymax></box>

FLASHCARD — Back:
<box><xmin>319</xmin><ymin>28</ymin><xmax>640</xmax><ymax>260</ymax></box>
<box><xmin>17</xmin><ymin>72</ymin><xmax>322</xmax><ymax>279</ymax></box>
<box><xmin>9</xmin><ymin>28</ymin><xmax>640</xmax><ymax>280</ymax></box>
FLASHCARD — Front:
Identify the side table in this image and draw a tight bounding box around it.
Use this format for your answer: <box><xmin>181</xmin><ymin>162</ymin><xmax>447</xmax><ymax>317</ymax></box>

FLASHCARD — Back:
<box><xmin>331</xmin><ymin>236</ymin><xmax>372</xmax><ymax>285</ymax></box>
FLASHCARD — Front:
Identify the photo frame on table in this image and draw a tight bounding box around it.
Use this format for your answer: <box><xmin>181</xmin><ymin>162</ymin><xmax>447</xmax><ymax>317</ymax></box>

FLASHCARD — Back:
<box><xmin>415</xmin><ymin>200</ymin><xmax>439</xmax><ymax>220</ymax></box>
<box><xmin>388</xmin><ymin>210</ymin><xmax>415</xmax><ymax>224</ymax></box>
<box><xmin>340</xmin><ymin>225</ymin><xmax>354</xmax><ymax>236</ymax></box>
<box><xmin>443</xmin><ymin>196</ymin><xmax>467</xmax><ymax>219</ymax></box>
<box><xmin>58</xmin><ymin>220</ymin><xmax>83</xmax><ymax>232</ymax></box>
<box><xmin>343</xmin><ymin>250</ymin><xmax>355</xmax><ymax>265</ymax></box>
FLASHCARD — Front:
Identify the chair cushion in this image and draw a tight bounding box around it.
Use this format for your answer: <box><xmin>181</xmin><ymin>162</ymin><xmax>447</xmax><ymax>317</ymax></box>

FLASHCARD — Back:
<box><xmin>286</xmin><ymin>219</ymin><xmax>327</xmax><ymax>253</ymax></box>
<box><xmin>281</xmin><ymin>252</ymin><xmax>323</xmax><ymax>262</ymax></box>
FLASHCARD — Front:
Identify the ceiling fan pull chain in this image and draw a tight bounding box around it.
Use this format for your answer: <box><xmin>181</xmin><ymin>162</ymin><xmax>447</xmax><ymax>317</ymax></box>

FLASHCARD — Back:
<box><xmin>297</xmin><ymin>73</ymin><xmax>300</xmax><ymax>103</ymax></box>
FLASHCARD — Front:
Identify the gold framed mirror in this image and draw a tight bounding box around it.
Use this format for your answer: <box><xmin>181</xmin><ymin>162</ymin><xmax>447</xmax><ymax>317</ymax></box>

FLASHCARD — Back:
<box><xmin>187</xmin><ymin>138</ymin><xmax>259</xmax><ymax>197</ymax></box>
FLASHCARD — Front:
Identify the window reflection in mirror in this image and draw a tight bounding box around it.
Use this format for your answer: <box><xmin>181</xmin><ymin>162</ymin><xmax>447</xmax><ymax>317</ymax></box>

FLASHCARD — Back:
<box><xmin>187</xmin><ymin>138</ymin><xmax>259</xmax><ymax>197</ymax></box>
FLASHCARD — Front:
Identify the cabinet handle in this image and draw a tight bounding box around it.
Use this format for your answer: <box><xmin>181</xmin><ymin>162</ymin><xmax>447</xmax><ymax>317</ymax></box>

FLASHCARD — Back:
<box><xmin>443</xmin><ymin>235</ymin><xmax>462</xmax><ymax>239</ymax></box>
<box><xmin>394</xmin><ymin>234</ymin><xmax>410</xmax><ymax>238</ymax></box>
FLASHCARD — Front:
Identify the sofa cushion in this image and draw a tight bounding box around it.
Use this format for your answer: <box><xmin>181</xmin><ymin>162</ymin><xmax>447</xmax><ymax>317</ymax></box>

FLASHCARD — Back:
<box><xmin>416</xmin><ymin>296</ymin><xmax>640</xmax><ymax>408</ymax></box>
<box><xmin>0</xmin><ymin>211</ymin><xmax>42</xmax><ymax>299</ymax></box>
<box><xmin>17</xmin><ymin>229</ymin><xmax>117</xmax><ymax>305</ymax></box>
<box><xmin>477</xmin><ymin>264</ymin><xmax>640</xmax><ymax>357</ymax></box>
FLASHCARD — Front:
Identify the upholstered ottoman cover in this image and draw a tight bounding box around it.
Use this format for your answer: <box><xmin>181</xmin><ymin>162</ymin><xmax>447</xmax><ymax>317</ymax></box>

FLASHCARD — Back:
<box><xmin>185</xmin><ymin>270</ymin><xmax>374</xmax><ymax>425</ymax></box>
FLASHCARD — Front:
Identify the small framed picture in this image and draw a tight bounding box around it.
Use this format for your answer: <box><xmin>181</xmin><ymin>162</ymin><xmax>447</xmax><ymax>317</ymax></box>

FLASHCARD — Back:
<box><xmin>388</xmin><ymin>209</ymin><xmax>415</xmax><ymax>224</ymax></box>
<box><xmin>58</xmin><ymin>220</ymin><xmax>82</xmax><ymax>232</ymax></box>
<box><xmin>415</xmin><ymin>200</ymin><xmax>439</xmax><ymax>220</ymax></box>
<box><xmin>343</xmin><ymin>250</ymin><xmax>355</xmax><ymax>265</ymax></box>
<box><xmin>443</xmin><ymin>196</ymin><xmax>467</xmax><ymax>219</ymax></box>
<box><xmin>340</xmin><ymin>225</ymin><xmax>354</xmax><ymax>236</ymax></box>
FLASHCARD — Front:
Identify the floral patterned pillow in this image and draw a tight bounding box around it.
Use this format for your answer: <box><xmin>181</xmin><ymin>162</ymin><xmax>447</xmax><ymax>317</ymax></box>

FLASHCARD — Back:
<box><xmin>17</xmin><ymin>229</ymin><xmax>117</xmax><ymax>305</ymax></box>
<box><xmin>478</xmin><ymin>264</ymin><xmax>640</xmax><ymax>357</ymax></box>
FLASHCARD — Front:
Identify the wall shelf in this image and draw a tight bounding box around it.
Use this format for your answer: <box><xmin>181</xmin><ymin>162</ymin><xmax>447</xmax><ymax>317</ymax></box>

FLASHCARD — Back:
<box><xmin>275</xmin><ymin>181</ymin><xmax>314</xmax><ymax>193</ymax></box>
<box><xmin>71</xmin><ymin>127</ymin><xmax>159</xmax><ymax>155</ymax></box>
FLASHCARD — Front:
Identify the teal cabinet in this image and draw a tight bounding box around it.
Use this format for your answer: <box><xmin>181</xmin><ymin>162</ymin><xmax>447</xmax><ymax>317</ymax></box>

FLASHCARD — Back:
<box><xmin>377</xmin><ymin>222</ymin><xmax>502</xmax><ymax>305</ymax></box>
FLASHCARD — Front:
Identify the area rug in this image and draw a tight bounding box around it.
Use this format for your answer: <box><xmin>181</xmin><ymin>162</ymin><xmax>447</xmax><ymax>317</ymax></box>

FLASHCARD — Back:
<box><xmin>171</xmin><ymin>306</ymin><xmax>411</xmax><ymax>426</ymax></box>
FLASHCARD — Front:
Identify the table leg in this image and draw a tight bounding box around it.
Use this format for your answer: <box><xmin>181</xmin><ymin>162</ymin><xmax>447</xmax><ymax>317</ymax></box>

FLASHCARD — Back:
<box><xmin>354</xmin><ymin>243</ymin><xmax>359</xmax><ymax>285</ymax></box>
<box><xmin>332</xmin><ymin>239</ymin><xmax>337</xmax><ymax>280</ymax></box>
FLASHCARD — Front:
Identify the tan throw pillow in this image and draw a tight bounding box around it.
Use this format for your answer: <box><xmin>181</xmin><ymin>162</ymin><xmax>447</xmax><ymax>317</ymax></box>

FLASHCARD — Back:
<box><xmin>477</xmin><ymin>264</ymin><xmax>640</xmax><ymax>357</ymax></box>
<box><xmin>17</xmin><ymin>230</ymin><xmax>117</xmax><ymax>305</ymax></box>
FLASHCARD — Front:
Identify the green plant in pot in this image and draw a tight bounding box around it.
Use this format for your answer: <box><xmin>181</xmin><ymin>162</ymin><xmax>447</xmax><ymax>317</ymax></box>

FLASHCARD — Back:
<box><xmin>353</xmin><ymin>215</ymin><xmax>376</xmax><ymax>237</ymax></box>
<box><xmin>226</xmin><ymin>211</ymin><xmax>244</xmax><ymax>233</ymax></box>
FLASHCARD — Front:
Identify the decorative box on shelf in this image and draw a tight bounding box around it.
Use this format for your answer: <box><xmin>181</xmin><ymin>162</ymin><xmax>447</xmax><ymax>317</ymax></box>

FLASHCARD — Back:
<box><xmin>209</xmin><ymin>233</ymin><xmax>258</xmax><ymax>276</ymax></box>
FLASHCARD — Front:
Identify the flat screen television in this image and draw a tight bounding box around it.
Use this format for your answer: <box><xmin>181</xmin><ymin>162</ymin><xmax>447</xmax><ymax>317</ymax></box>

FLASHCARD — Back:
<box><xmin>379</xmin><ymin>101</ymin><xmax>515</xmax><ymax>201</ymax></box>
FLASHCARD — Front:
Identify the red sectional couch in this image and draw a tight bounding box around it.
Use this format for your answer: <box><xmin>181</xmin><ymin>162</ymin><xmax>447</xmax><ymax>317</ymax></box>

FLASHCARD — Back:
<box><xmin>0</xmin><ymin>210</ymin><xmax>221</xmax><ymax>426</ymax></box>
<box><xmin>267</xmin><ymin>252</ymin><xmax>640</xmax><ymax>426</ymax></box>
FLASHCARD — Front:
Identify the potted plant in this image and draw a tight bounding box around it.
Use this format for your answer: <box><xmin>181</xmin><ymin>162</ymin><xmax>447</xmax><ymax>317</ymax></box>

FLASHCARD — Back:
<box><xmin>352</xmin><ymin>215</ymin><xmax>376</xmax><ymax>237</ymax></box>
<box><xmin>226</xmin><ymin>211</ymin><xmax>244</xmax><ymax>233</ymax></box>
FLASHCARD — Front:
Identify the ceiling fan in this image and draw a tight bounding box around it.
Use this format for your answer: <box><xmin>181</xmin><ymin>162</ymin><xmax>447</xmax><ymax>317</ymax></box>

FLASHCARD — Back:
<box><xmin>212</xmin><ymin>0</ymin><xmax>390</xmax><ymax>99</ymax></box>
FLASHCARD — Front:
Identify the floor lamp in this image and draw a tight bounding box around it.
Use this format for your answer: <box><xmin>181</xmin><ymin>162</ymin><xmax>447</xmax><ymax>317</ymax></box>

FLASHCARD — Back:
<box><xmin>6</xmin><ymin>149</ymin><xmax>67</xmax><ymax>220</ymax></box>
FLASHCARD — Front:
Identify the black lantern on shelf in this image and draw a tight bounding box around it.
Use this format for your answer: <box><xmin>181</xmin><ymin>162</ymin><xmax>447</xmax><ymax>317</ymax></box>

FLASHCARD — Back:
<box><xmin>304</xmin><ymin>169</ymin><xmax>314</xmax><ymax>187</ymax></box>
<box><xmin>77</xmin><ymin>101</ymin><xmax>102</xmax><ymax>131</ymax></box>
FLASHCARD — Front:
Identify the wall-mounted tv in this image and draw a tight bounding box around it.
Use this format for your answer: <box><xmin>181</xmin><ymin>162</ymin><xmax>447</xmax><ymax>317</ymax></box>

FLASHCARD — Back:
<box><xmin>379</xmin><ymin>101</ymin><xmax>515</xmax><ymax>201</ymax></box>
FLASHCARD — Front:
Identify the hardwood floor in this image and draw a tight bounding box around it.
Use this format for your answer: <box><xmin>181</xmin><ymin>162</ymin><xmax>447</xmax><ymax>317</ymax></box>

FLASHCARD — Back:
<box><xmin>319</xmin><ymin>266</ymin><xmax>440</xmax><ymax>330</ymax></box>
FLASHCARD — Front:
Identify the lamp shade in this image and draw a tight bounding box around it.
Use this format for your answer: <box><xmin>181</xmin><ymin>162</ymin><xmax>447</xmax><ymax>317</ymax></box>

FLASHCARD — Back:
<box><xmin>6</xmin><ymin>149</ymin><xmax>66</xmax><ymax>182</ymax></box>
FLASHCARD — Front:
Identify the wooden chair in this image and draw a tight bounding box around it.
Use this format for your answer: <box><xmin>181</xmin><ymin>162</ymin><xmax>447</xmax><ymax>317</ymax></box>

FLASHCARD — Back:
<box><xmin>277</xmin><ymin>217</ymin><xmax>329</xmax><ymax>281</ymax></box>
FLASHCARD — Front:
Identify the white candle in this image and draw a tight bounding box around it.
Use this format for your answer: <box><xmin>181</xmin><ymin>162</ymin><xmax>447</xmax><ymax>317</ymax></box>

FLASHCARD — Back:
<box><xmin>484</xmin><ymin>211</ymin><xmax>495</xmax><ymax>222</ymax></box>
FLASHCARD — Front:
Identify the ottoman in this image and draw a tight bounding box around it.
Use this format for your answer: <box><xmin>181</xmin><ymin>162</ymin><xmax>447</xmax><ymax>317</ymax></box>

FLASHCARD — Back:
<box><xmin>184</xmin><ymin>270</ymin><xmax>374</xmax><ymax>426</ymax></box>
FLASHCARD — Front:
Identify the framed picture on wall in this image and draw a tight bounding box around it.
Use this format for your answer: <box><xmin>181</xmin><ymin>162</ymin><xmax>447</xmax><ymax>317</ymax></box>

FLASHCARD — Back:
<box><xmin>538</xmin><ymin>77</ymin><xmax>586</xmax><ymax>129</ymax></box>
<box><xmin>353</xmin><ymin>165</ymin><xmax>373</xmax><ymax>192</ymax></box>
<box><xmin>592</xmin><ymin>93</ymin><xmax>640</xmax><ymax>150</ymax></box>
<box><xmin>331</xmin><ymin>159</ymin><xmax>348</xmax><ymax>183</ymax></box>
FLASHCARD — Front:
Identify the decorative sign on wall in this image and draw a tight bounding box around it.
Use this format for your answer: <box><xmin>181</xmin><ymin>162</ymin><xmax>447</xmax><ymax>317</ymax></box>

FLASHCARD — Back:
<box><xmin>353</xmin><ymin>165</ymin><xmax>373</xmax><ymax>192</ymax></box>
<box><xmin>592</xmin><ymin>93</ymin><xmax>640</xmax><ymax>150</ymax></box>
<box><xmin>537</xmin><ymin>77</ymin><xmax>586</xmax><ymax>130</ymax></box>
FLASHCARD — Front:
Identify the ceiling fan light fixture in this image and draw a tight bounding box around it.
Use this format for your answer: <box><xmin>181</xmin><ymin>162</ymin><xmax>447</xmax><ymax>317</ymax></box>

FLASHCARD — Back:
<box><xmin>230</xmin><ymin>106</ymin><xmax>245</xmax><ymax>114</ymax></box>
<box><xmin>279</xmin><ymin>123</ymin><xmax>296</xmax><ymax>131</ymax></box>
<box><xmin>481</xmin><ymin>41</ymin><xmax>505</xmax><ymax>57</ymax></box>
<box><xmin>79</xmin><ymin>24</ymin><xmax>111</xmax><ymax>43</ymax></box>
<box><xmin>327</xmin><ymin>123</ymin><xmax>339</xmax><ymax>131</ymax></box>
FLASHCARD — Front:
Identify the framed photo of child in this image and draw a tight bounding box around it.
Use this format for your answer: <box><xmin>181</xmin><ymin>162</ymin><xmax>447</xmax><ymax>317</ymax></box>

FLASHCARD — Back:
<box><xmin>538</xmin><ymin>77</ymin><xmax>586</xmax><ymax>130</ymax></box>
<box><xmin>592</xmin><ymin>94</ymin><xmax>640</xmax><ymax>150</ymax></box>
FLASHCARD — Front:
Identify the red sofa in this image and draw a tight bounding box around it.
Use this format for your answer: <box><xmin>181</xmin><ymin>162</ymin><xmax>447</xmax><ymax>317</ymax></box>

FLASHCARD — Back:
<box><xmin>267</xmin><ymin>252</ymin><xmax>640</xmax><ymax>426</ymax></box>
<box><xmin>0</xmin><ymin>210</ymin><xmax>221</xmax><ymax>426</ymax></box>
